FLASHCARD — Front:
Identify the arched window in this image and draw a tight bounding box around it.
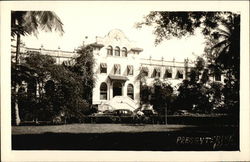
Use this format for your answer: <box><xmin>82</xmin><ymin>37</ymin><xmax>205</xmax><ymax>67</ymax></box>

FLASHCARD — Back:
<box><xmin>121</xmin><ymin>47</ymin><xmax>127</xmax><ymax>57</ymax></box>
<box><xmin>127</xmin><ymin>84</ymin><xmax>134</xmax><ymax>99</ymax></box>
<box><xmin>100</xmin><ymin>82</ymin><xmax>107</xmax><ymax>100</ymax></box>
<box><xmin>114</xmin><ymin>46</ymin><xmax>120</xmax><ymax>56</ymax></box>
<box><xmin>107</xmin><ymin>46</ymin><xmax>113</xmax><ymax>56</ymax></box>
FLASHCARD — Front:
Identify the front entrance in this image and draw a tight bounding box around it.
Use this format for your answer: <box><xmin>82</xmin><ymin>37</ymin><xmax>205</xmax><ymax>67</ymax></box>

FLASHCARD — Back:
<box><xmin>113</xmin><ymin>82</ymin><xmax>122</xmax><ymax>97</ymax></box>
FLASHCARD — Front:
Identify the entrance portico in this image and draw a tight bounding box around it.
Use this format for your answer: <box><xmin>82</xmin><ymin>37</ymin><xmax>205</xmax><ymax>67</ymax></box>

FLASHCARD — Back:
<box><xmin>108</xmin><ymin>75</ymin><xmax>128</xmax><ymax>99</ymax></box>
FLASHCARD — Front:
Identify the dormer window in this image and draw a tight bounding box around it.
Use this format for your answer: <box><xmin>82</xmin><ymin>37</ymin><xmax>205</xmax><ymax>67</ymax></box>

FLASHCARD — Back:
<box><xmin>107</xmin><ymin>46</ymin><xmax>113</xmax><ymax>56</ymax></box>
<box><xmin>114</xmin><ymin>46</ymin><xmax>120</xmax><ymax>56</ymax></box>
<box><xmin>122</xmin><ymin>47</ymin><xmax>127</xmax><ymax>57</ymax></box>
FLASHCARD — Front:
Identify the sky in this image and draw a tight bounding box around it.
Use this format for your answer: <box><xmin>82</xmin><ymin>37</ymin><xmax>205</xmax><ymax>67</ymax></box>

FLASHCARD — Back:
<box><xmin>22</xmin><ymin>5</ymin><xmax>206</xmax><ymax>62</ymax></box>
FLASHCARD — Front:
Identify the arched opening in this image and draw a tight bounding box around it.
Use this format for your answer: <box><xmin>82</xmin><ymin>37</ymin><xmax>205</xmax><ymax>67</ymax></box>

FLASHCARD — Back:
<box><xmin>100</xmin><ymin>82</ymin><xmax>107</xmax><ymax>100</ymax></box>
<box><xmin>114</xmin><ymin>46</ymin><xmax>120</xmax><ymax>56</ymax></box>
<box><xmin>113</xmin><ymin>82</ymin><xmax>122</xmax><ymax>97</ymax></box>
<box><xmin>122</xmin><ymin>47</ymin><xmax>127</xmax><ymax>57</ymax></box>
<box><xmin>107</xmin><ymin>46</ymin><xmax>113</xmax><ymax>56</ymax></box>
<box><xmin>127</xmin><ymin>84</ymin><xmax>134</xmax><ymax>99</ymax></box>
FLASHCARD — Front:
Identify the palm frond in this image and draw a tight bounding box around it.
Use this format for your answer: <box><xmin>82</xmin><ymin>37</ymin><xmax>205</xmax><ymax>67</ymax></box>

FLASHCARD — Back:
<box><xmin>211</xmin><ymin>39</ymin><xmax>229</xmax><ymax>51</ymax></box>
<box><xmin>11</xmin><ymin>11</ymin><xmax>64</xmax><ymax>37</ymax></box>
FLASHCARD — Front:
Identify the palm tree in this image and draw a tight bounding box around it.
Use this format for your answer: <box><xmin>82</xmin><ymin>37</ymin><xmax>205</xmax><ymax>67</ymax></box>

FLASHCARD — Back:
<box><xmin>210</xmin><ymin>13</ymin><xmax>240</xmax><ymax>114</ymax></box>
<box><xmin>11</xmin><ymin>11</ymin><xmax>64</xmax><ymax>125</ymax></box>
<box><xmin>211</xmin><ymin>13</ymin><xmax>240</xmax><ymax>80</ymax></box>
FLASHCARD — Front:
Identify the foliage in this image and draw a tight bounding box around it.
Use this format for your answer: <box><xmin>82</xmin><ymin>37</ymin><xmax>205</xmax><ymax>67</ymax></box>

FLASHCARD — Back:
<box><xmin>11</xmin><ymin>11</ymin><xmax>64</xmax><ymax>37</ymax></box>
<box><xmin>11</xmin><ymin>11</ymin><xmax>64</xmax><ymax>125</ymax></box>
<box><xmin>73</xmin><ymin>45</ymin><xmax>96</xmax><ymax>102</ymax></box>
<box><xmin>140</xmin><ymin>85</ymin><xmax>151</xmax><ymax>104</ymax></box>
<box><xmin>11</xmin><ymin>46</ymin><xmax>96</xmax><ymax>124</ymax></box>
<box><xmin>137</xmin><ymin>12</ymin><xmax>228</xmax><ymax>44</ymax></box>
<box><xmin>140</xmin><ymin>79</ymin><xmax>174</xmax><ymax>115</ymax></box>
<box><xmin>138</xmin><ymin>11</ymin><xmax>239</xmax><ymax>114</ymax></box>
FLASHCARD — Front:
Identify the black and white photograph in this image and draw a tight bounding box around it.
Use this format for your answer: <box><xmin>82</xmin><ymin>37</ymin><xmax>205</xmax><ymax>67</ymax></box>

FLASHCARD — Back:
<box><xmin>1</xmin><ymin>1</ymin><xmax>250</xmax><ymax>161</ymax></box>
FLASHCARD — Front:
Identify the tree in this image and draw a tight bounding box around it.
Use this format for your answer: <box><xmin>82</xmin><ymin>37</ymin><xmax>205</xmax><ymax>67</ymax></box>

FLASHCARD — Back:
<box><xmin>150</xmin><ymin>79</ymin><xmax>174</xmax><ymax>115</ymax></box>
<box><xmin>137</xmin><ymin>12</ymin><xmax>239</xmax><ymax>76</ymax></box>
<box><xmin>137</xmin><ymin>11</ymin><xmax>240</xmax><ymax>114</ymax></box>
<box><xmin>11</xmin><ymin>11</ymin><xmax>64</xmax><ymax>125</ymax></box>
<box><xmin>137</xmin><ymin>67</ymin><xmax>150</xmax><ymax>104</ymax></box>
<box><xmin>73</xmin><ymin>45</ymin><xmax>96</xmax><ymax>103</ymax></box>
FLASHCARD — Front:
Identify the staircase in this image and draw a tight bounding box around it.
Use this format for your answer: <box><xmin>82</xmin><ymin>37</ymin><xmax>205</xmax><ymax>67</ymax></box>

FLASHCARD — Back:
<box><xmin>99</xmin><ymin>96</ymin><xmax>139</xmax><ymax>112</ymax></box>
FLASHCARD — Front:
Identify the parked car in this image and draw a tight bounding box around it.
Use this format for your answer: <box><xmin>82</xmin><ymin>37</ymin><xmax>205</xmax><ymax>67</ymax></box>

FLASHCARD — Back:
<box><xmin>174</xmin><ymin>110</ymin><xmax>191</xmax><ymax>115</ymax></box>
<box><xmin>112</xmin><ymin>109</ymin><xmax>134</xmax><ymax>116</ymax></box>
<box><xmin>142</xmin><ymin>109</ymin><xmax>158</xmax><ymax>117</ymax></box>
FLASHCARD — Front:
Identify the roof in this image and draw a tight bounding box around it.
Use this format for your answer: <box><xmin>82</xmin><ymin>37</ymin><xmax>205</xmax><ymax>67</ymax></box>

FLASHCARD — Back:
<box><xmin>131</xmin><ymin>47</ymin><xmax>143</xmax><ymax>52</ymax></box>
<box><xmin>89</xmin><ymin>43</ymin><xmax>104</xmax><ymax>48</ymax></box>
<box><xmin>108</xmin><ymin>75</ymin><xmax>128</xmax><ymax>81</ymax></box>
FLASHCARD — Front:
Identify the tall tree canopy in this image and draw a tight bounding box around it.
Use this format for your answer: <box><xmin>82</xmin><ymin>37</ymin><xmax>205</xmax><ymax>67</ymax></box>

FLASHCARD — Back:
<box><xmin>137</xmin><ymin>11</ymin><xmax>240</xmax><ymax>113</ymax></box>
<box><xmin>11</xmin><ymin>11</ymin><xmax>64</xmax><ymax>125</ymax></box>
<box><xmin>137</xmin><ymin>12</ymin><xmax>240</xmax><ymax>78</ymax></box>
<box><xmin>11</xmin><ymin>11</ymin><xmax>64</xmax><ymax>37</ymax></box>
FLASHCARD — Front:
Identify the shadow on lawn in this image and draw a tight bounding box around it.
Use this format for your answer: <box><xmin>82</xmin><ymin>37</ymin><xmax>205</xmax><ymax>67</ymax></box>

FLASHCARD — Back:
<box><xmin>12</xmin><ymin>126</ymin><xmax>239</xmax><ymax>151</ymax></box>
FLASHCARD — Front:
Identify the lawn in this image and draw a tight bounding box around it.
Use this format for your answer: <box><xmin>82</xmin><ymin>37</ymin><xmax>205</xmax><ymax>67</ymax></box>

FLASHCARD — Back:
<box><xmin>12</xmin><ymin>124</ymin><xmax>200</xmax><ymax>134</ymax></box>
<box><xmin>12</xmin><ymin>124</ymin><xmax>239</xmax><ymax>151</ymax></box>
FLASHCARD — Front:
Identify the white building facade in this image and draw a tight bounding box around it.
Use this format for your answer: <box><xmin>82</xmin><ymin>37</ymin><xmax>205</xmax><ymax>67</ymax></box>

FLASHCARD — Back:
<box><xmin>14</xmin><ymin>29</ymin><xmax>218</xmax><ymax>112</ymax></box>
<box><xmin>89</xmin><ymin>29</ymin><xmax>194</xmax><ymax>111</ymax></box>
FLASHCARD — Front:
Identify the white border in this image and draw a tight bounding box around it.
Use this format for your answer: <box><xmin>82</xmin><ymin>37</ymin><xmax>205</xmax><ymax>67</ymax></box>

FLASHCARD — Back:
<box><xmin>1</xmin><ymin>1</ymin><xmax>249</xmax><ymax>161</ymax></box>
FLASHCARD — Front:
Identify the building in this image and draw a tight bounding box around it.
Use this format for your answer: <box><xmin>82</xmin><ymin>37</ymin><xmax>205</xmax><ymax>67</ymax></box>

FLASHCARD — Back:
<box><xmin>13</xmin><ymin>29</ymin><xmax>224</xmax><ymax>112</ymax></box>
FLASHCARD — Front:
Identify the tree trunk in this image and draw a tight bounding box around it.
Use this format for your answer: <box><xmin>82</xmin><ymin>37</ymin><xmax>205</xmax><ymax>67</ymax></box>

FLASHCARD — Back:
<box><xmin>14</xmin><ymin>33</ymin><xmax>21</xmax><ymax>125</ymax></box>
<box><xmin>16</xmin><ymin>33</ymin><xmax>20</xmax><ymax>64</ymax></box>
<box><xmin>14</xmin><ymin>84</ymin><xmax>21</xmax><ymax>125</ymax></box>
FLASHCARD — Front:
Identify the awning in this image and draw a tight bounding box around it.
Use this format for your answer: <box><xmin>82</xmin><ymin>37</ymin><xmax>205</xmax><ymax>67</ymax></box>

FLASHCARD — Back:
<box><xmin>114</xmin><ymin>64</ymin><xmax>120</xmax><ymax>69</ymax></box>
<box><xmin>131</xmin><ymin>47</ymin><xmax>143</xmax><ymax>52</ymax></box>
<box><xmin>141</xmin><ymin>66</ymin><xmax>149</xmax><ymax>72</ymax></box>
<box><xmin>154</xmin><ymin>67</ymin><xmax>161</xmax><ymax>73</ymax></box>
<box><xmin>165</xmin><ymin>67</ymin><xmax>172</xmax><ymax>73</ymax></box>
<box><xmin>177</xmin><ymin>68</ymin><xmax>184</xmax><ymax>74</ymax></box>
<box><xmin>127</xmin><ymin>65</ymin><xmax>133</xmax><ymax>71</ymax></box>
<box><xmin>89</xmin><ymin>43</ymin><xmax>104</xmax><ymax>48</ymax></box>
<box><xmin>108</xmin><ymin>75</ymin><xmax>128</xmax><ymax>81</ymax></box>
<box><xmin>100</xmin><ymin>63</ymin><xmax>107</xmax><ymax>68</ymax></box>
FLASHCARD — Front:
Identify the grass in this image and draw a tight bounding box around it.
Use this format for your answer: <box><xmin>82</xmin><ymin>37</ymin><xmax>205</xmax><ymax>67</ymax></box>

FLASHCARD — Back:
<box><xmin>12</xmin><ymin>124</ymin><xmax>239</xmax><ymax>150</ymax></box>
<box><xmin>12</xmin><ymin>124</ymin><xmax>199</xmax><ymax>134</ymax></box>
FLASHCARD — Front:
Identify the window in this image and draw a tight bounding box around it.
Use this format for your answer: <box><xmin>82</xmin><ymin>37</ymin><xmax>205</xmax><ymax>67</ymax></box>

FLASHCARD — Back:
<box><xmin>215</xmin><ymin>72</ymin><xmax>221</xmax><ymax>81</ymax></box>
<box><xmin>107</xmin><ymin>46</ymin><xmax>113</xmax><ymax>56</ymax></box>
<box><xmin>114</xmin><ymin>46</ymin><xmax>120</xmax><ymax>56</ymax></box>
<box><xmin>153</xmin><ymin>68</ymin><xmax>161</xmax><ymax>78</ymax></box>
<box><xmin>176</xmin><ymin>69</ymin><xmax>184</xmax><ymax>79</ymax></box>
<box><xmin>100</xmin><ymin>82</ymin><xmax>107</xmax><ymax>100</ymax></box>
<box><xmin>141</xmin><ymin>67</ymin><xmax>149</xmax><ymax>76</ymax></box>
<box><xmin>165</xmin><ymin>67</ymin><xmax>172</xmax><ymax>78</ymax></box>
<box><xmin>122</xmin><ymin>47</ymin><xmax>127</xmax><ymax>57</ymax></box>
<box><xmin>100</xmin><ymin>63</ymin><xmax>107</xmax><ymax>73</ymax></box>
<box><xmin>127</xmin><ymin>84</ymin><xmax>134</xmax><ymax>99</ymax></box>
<box><xmin>127</xmin><ymin>65</ymin><xmax>133</xmax><ymax>75</ymax></box>
<box><xmin>114</xmin><ymin>64</ymin><xmax>121</xmax><ymax>75</ymax></box>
